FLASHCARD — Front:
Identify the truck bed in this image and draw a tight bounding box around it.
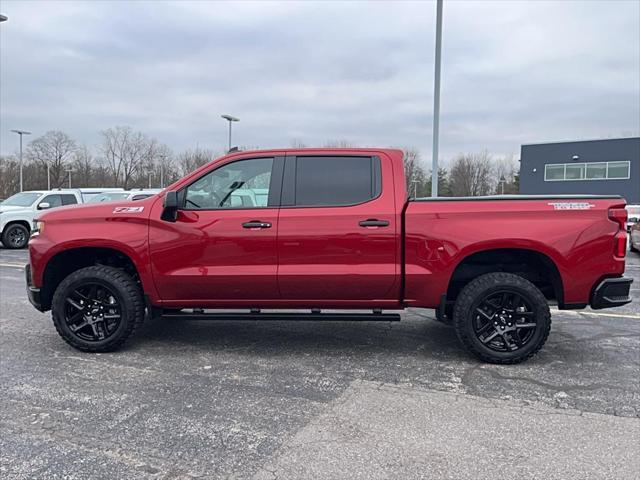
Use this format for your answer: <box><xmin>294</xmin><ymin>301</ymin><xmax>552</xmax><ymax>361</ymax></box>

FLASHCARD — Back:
<box><xmin>403</xmin><ymin>194</ymin><xmax>626</xmax><ymax>308</ymax></box>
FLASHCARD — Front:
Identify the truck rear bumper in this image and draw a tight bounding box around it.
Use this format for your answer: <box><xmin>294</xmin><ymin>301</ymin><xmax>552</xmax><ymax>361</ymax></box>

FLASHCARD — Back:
<box><xmin>25</xmin><ymin>264</ymin><xmax>45</xmax><ymax>312</ymax></box>
<box><xmin>590</xmin><ymin>277</ymin><xmax>633</xmax><ymax>310</ymax></box>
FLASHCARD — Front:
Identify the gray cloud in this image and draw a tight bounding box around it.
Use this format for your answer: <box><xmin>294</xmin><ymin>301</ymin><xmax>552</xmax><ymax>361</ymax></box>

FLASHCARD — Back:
<box><xmin>1</xmin><ymin>0</ymin><xmax>638</xmax><ymax>166</ymax></box>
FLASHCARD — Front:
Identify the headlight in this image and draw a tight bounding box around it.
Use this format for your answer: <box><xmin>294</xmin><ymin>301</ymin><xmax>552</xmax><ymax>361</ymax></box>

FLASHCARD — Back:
<box><xmin>32</xmin><ymin>220</ymin><xmax>45</xmax><ymax>236</ymax></box>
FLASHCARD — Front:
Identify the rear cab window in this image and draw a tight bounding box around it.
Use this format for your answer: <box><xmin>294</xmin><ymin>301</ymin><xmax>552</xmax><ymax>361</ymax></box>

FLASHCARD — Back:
<box><xmin>283</xmin><ymin>156</ymin><xmax>381</xmax><ymax>207</ymax></box>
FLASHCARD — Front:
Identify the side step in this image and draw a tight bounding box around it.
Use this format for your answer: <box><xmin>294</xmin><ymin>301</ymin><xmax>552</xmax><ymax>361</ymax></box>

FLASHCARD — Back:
<box><xmin>161</xmin><ymin>310</ymin><xmax>401</xmax><ymax>322</ymax></box>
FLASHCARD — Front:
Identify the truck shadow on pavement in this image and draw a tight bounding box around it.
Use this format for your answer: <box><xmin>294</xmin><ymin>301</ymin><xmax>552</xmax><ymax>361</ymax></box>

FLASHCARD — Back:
<box><xmin>134</xmin><ymin>313</ymin><xmax>470</xmax><ymax>361</ymax></box>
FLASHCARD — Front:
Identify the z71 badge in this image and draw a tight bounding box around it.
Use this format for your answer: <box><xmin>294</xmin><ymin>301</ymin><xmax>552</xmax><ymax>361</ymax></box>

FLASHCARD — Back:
<box><xmin>547</xmin><ymin>202</ymin><xmax>595</xmax><ymax>210</ymax></box>
<box><xmin>113</xmin><ymin>206</ymin><xmax>145</xmax><ymax>213</ymax></box>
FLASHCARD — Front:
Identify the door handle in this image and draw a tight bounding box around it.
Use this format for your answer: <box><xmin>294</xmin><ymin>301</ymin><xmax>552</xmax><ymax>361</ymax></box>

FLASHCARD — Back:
<box><xmin>242</xmin><ymin>220</ymin><xmax>272</xmax><ymax>229</ymax></box>
<box><xmin>359</xmin><ymin>219</ymin><xmax>390</xmax><ymax>227</ymax></box>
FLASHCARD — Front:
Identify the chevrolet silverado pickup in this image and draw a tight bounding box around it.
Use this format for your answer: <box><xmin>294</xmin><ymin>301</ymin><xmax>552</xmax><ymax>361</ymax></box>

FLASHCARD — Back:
<box><xmin>26</xmin><ymin>148</ymin><xmax>633</xmax><ymax>363</ymax></box>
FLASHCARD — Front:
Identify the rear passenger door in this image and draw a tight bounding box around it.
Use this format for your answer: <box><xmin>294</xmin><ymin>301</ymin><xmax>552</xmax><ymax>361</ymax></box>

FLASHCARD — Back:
<box><xmin>277</xmin><ymin>154</ymin><xmax>399</xmax><ymax>303</ymax></box>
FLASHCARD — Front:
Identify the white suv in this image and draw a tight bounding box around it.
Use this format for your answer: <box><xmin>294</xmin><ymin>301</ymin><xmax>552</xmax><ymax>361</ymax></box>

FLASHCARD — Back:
<box><xmin>0</xmin><ymin>190</ymin><xmax>83</xmax><ymax>249</ymax></box>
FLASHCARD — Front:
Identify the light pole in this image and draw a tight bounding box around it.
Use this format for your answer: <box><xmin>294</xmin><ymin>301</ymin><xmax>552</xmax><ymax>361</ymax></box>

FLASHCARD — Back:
<box><xmin>11</xmin><ymin>129</ymin><xmax>31</xmax><ymax>192</ymax></box>
<box><xmin>221</xmin><ymin>114</ymin><xmax>239</xmax><ymax>151</ymax></box>
<box><xmin>499</xmin><ymin>175</ymin><xmax>506</xmax><ymax>195</ymax></box>
<box><xmin>431</xmin><ymin>0</ymin><xmax>443</xmax><ymax>197</ymax></box>
<box><xmin>411</xmin><ymin>178</ymin><xmax>419</xmax><ymax>198</ymax></box>
<box><xmin>66</xmin><ymin>167</ymin><xmax>74</xmax><ymax>188</ymax></box>
<box><xmin>47</xmin><ymin>163</ymin><xmax>51</xmax><ymax>190</ymax></box>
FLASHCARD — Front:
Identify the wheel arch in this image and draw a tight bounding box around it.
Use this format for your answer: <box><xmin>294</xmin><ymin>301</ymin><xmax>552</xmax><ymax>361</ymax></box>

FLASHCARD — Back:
<box><xmin>40</xmin><ymin>246</ymin><xmax>145</xmax><ymax>311</ymax></box>
<box><xmin>446</xmin><ymin>248</ymin><xmax>564</xmax><ymax>308</ymax></box>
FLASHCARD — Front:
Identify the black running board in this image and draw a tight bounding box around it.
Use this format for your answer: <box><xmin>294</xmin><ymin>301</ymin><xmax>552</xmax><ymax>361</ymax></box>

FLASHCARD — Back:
<box><xmin>161</xmin><ymin>311</ymin><xmax>401</xmax><ymax>322</ymax></box>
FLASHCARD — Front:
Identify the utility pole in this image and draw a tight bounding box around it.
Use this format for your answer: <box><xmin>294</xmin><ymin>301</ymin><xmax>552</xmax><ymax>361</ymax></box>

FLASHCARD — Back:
<box><xmin>10</xmin><ymin>129</ymin><xmax>31</xmax><ymax>192</ymax></box>
<box><xmin>221</xmin><ymin>114</ymin><xmax>239</xmax><ymax>151</ymax></box>
<box><xmin>431</xmin><ymin>0</ymin><xmax>443</xmax><ymax>197</ymax></box>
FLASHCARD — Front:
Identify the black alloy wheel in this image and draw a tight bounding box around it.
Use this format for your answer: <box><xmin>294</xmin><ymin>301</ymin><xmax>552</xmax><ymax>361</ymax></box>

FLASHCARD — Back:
<box><xmin>472</xmin><ymin>289</ymin><xmax>537</xmax><ymax>352</ymax></box>
<box><xmin>63</xmin><ymin>282</ymin><xmax>123</xmax><ymax>342</ymax></box>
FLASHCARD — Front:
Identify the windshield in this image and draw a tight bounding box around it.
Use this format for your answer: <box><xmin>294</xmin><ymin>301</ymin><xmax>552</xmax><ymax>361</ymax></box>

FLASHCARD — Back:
<box><xmin>1</xmin><ymin>192</ymin><xmax>41</xmax><ymax>207</ymax></box>
<box><xmin>87</xmin><ymin>192</ymin><xmax>131</xmax><ymax>203</ymax></box>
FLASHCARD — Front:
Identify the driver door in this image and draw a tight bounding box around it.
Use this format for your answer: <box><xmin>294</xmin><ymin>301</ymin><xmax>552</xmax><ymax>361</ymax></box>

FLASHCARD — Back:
<box><xmin>149</xmin><ymin>156</ymin><xmax>284</xmax><ymax>305</ymax></box>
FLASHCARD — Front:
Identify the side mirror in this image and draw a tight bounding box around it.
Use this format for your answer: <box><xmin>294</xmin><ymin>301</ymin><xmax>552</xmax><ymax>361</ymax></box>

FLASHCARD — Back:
<box><xmin>38</xmin><ymin>202</ymin><xmax>51</xmax><ymax>210</ymax></box>
<box><xmin>161</xmin><ymin>191</ymin><xmax>179</xmax><ymax>222</ymax></box>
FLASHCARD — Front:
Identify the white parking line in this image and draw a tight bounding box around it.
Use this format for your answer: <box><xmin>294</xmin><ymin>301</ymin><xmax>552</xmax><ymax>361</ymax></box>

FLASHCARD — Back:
<box><xmin>551</xmin><ymin>308</ymin><xmax>640</xmax><ymax>320</ymax></box>
<box><xmin>0</xmin><ymin>263</ymin><xmax>25</xmax><ymax>269</ymax></box>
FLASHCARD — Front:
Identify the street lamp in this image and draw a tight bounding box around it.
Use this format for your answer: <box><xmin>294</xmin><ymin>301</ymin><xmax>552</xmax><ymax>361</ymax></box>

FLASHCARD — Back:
<box><xmin>0</xmin><ymin>14</ymin><xmax>8</xmax><ymax>22</ymax></box>
<box><xmin>431</xmin><ymin>0</ymin><xmax>443</xmax><ymax>197</ymax></box>
<box><xmin>499</xmin><ymin>175</ymin><xmax>506</xmax><ymax>195</ymax></box>
<box><xmin>221</xmin><ymin>114</ymin><xmax>239</xmax><ymax>152</ymax></box>
<box><xmin>10</xmin><ymin>129</ymin><xmax>31</xmax><ymax>192</ymax></box>
<box><xmin>65</xmin><ymin>167</ymin><xmax>74</xmax><ymax>188</ymax></box>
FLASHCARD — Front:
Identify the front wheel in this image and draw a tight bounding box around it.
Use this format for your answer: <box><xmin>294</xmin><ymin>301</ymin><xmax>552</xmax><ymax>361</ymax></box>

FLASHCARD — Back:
<box><xmin>51</xmin><ymin>266</ymin><xmax>145</xmax><ymax>352</ymax></box>
<box><xmin>453</xmin><ymin>272</ymin><xmax>551</xmax><ymax>364</ymax></box>
<box><xmin>2</xmin><ymin>223</ymin><xmax>30</xmax><ymax>249</ymax></box>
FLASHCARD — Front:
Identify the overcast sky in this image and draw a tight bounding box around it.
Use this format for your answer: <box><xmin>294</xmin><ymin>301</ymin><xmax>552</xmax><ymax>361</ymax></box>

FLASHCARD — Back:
<box><xmin>0</xmin><ymin>0</ymin><xmax>638</xmax><ymax>165</ymax></box>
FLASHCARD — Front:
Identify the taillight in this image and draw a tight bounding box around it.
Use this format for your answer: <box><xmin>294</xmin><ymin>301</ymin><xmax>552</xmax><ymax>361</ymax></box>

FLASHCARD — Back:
<box><xmin>609</xmin><ymin>207</ymin><xmax>627</xmax><ymax>257</ymax></box>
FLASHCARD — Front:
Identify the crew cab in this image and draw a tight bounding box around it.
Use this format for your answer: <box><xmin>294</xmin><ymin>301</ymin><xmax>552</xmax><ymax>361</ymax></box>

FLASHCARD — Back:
<box><xmin>1</xmin><ymin>189</ymin><xmax>83</xmax><ymax>249</ymax></box>
<box><xmin>26</xmin><ymin>149</ymin><xmax>633</xmax><ymax>363</ymax></box>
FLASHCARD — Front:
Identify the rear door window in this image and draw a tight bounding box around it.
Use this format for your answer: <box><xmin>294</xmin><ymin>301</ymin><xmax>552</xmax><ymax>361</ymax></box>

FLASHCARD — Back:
<box><xmin>292</xmin><ymin>156</ymin><xmax>380</xmax><ymax>207</ymax></box>
<box><xmin>61</xmin><ymin>194</ymin><xmax>78</xmax><ymax>205</ymax></box>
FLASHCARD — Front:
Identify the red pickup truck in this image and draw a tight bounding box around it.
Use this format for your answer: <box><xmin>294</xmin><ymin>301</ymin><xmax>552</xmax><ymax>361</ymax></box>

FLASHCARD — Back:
<box><xmin>26</xmin><ymin>148</ymin><xmax>632</xmax><ymax>363</ymax></box>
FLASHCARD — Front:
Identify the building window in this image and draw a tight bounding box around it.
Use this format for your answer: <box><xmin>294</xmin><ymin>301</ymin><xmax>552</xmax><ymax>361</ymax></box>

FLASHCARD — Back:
<box><xmin>586</xmin><ymin>163</ymin><xmax>607</xmax><ymax>179</ymax></box>
<box><xmin>544</xmin><ymin>161</ymin><xmax>630</xmax><ymax>181</ymax></box>
<box><xmin>607</xmin><ymin>161</ymin><xmax>630</xmax><ymax>179</ymax></box>
<box><xmin>545</xmin><ymin>164</ymin><xmax>565</xmax><ymax>181</ymax></box>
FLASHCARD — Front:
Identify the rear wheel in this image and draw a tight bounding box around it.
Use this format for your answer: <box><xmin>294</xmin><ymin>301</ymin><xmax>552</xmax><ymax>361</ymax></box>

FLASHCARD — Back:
<box><xmin>453</xmin><ymin>272</ymin><xmax>551</xmax><ymax>364</ymax></box>
<box><xmin>2</xmin><ymin>223</ymin><xmax>30</xmax><ymax>249</ymax></box>
<box><xmin>51</xmin><ymin>266</ymin><xmax>145</xmax><ymax>352</ymax></box>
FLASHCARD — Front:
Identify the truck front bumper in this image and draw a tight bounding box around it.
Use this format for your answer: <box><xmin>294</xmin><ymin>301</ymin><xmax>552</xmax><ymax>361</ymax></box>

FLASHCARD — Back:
<box><xmin>590</xmin><ymin>277</ymin><xmax>633</xmax><ymax>310</ymax></box>
<box><xmin>25</xmin><ymin>264</ymin><xmax>45</xmax><ymax>312</ymax></box>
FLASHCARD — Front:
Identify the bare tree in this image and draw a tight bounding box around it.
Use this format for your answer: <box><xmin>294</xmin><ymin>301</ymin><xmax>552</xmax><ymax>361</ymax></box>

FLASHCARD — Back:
<box><xmin>0</xmin><ymin>155</ymin><xmax>20</xmax><ymax>199</ymax></box>
<box><xmin>177</xmin><ymin>147</ymin><xmax>214</xmax><ymax>177</ymax></box>
<box><xmin>402</xmin><ymin>147</ymin><xmax>429</xmax><ymax>197</ymax></box>
<box><xmin>323</xmin><ymin>139</ymin><xmax>356</xmax><ymax>148</ymax></box>
<box><xmin>449</xmin><ymin>151</ymin><xmax>495</xmax><ymax>196</ymax></box>
<box><xmin>101</xmin><ymin>126</ymin><xmax>160</xmax><ymax>189</ymax></box>
<box><xmin>26</xmin><ymin>131</ymin><xmax>77</xmax><ymax>189</ymax></box>
<box><xmin>493</xmin><ymin>154</ymin><xmax>520</xmax><ymax>194</ymax></box>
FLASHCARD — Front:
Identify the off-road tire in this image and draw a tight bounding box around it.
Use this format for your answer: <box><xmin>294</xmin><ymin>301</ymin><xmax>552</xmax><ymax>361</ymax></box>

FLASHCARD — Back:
<box><xmin>51</xmin><ymin>266</ymin><xmax>145</xmax><ymax>352</ymax></box>
<box><xmin>2</xmin><ymin>223</ymin><xmax>30</xmax><ymax>249</ymax></box>
<box><xmin>453</xmin><ymin>272</ymin><xmax>551</xmax><ymax>364</ymax></box>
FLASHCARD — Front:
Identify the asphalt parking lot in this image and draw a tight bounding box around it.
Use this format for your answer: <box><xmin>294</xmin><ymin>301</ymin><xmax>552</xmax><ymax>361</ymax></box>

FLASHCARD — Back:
<box><xmin>1</xmin><ymin>247</ymin><xmax>639</xmax><ymax>479</ymax></box>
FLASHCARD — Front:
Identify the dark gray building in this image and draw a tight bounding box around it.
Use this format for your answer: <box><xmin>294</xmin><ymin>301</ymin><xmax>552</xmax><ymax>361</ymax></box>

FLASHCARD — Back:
<box><xmin>519</xmin><ymin>137</ymin><xmax>640</xmax><ymax>204</ymax></box>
